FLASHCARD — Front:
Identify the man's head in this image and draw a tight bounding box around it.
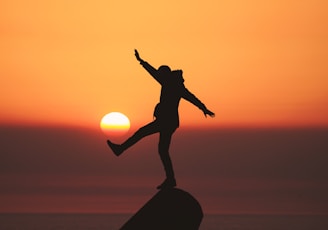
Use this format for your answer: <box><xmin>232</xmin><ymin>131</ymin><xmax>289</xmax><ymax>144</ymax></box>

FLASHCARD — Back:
<box><xmin>158</xmin><ymin>65</ymin><xmax>171</xmax><ymax>76</ymax></box>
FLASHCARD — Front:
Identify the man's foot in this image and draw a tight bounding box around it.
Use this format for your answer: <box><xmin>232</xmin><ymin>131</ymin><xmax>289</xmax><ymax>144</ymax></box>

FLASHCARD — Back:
<box><xmin>106</xmin><ymin>140</ymin><xmax>123</xmax><ymax>156</ymax></box>
<box><xmin>156</xmin><ymin>178</ymin><xmax>177</xmax><ymax>190</ymax></box>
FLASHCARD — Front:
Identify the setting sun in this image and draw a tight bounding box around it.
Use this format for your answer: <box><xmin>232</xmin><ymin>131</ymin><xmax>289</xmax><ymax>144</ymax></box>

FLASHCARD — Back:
<box><xmin>100</xmin><ymin>112</ymin><xmax>130</xmax><ymax>137</ymax></box>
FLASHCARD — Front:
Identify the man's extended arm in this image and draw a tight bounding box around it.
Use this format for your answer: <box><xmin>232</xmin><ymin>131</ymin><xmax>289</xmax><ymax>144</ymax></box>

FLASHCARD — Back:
<box><xmin>135</xmin><ymin>49</ymin><xmax>162</xmax><ymax>84</ymax></box>
<box><xmin>182</xmin><ymin>87</ymin><xmax>215</xmax><ymax>117</ymax></box>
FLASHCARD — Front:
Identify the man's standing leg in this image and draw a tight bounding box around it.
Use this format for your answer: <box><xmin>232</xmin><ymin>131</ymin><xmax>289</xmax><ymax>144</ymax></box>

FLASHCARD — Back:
<box><xmin>157</xmin><ymin>129</ymin><xmax>177</xmax><ymax>189</ymax></box>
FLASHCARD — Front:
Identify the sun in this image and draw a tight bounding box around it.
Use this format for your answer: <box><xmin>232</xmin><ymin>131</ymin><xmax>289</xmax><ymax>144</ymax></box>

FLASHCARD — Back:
<box><xmin>100</xmin><ymin>112</ymin><xmax>130</xmax><ymax>137</ymax></box>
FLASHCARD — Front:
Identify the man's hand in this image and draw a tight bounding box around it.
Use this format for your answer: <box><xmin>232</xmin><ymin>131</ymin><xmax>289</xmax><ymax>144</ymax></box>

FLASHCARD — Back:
<box><xmin>203</xmin><ymin>108</ymin><xmax>215</xmax><ymax>118</ymax></box>
<box><xmin>135</xmin><ymin>49</ymin><xmax>143</xmax><ymax>62</ymax></box>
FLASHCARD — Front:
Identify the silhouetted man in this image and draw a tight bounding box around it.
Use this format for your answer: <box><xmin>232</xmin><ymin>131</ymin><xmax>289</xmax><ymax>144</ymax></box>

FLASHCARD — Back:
<box><xmin>107</xmin><ymin>50</ymin><xmax>215</xmax><ymax>189</ymax></box>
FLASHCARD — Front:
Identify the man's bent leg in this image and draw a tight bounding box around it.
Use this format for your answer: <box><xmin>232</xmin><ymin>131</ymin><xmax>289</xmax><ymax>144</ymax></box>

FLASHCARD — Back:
<box><xmin>121</xmin><ymin>121</ymin><xmax>160</xmax><ymax>151</ymax></box>
<box><xmin>107</xmin><ymin>121</ymin><xmax>160</xmax><ymax>156</ymax></box>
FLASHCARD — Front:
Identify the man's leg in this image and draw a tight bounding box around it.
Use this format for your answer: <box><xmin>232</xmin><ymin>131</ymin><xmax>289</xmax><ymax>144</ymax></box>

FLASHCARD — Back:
<box><xmin>107</xmin><ymin>121</ymin><xmax>160</xmax><ymax>156</ymax></box>
<box><xmin>157</xmin><ymin>129</ymin><xmax>177</xmax><ymax>189</ymax></box>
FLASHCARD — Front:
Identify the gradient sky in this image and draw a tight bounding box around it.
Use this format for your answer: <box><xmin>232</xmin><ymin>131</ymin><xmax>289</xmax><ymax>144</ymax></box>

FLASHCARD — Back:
<box><xmin>1</xmin><ymin>0</ymin><xmax>328</xmax><ymax>128</ymax></box>
<box><xmin>1</xmin><ymin>0</ymin><xmax>328</xmax><ymax>216</ymax></box>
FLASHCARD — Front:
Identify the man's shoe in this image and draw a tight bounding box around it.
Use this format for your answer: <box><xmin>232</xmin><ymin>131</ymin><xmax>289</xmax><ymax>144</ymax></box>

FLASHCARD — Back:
<box><xmin>107</xmin><ymin>140</ymin><xmax>123</xmax><ymax>156</ymax></box>
<box><xmin>156</xmin><ymin>178</ymin><xmax>177</xmax><ymax>190</ymax></box>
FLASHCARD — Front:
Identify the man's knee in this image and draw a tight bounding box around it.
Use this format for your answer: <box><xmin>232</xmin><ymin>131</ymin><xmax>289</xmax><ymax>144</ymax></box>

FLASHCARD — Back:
<box><xmin>158</xmin><ymin>143</ymin><xmax>169</xmax><ymax>156</ymax></box>
<box><xmin>135</xmin><ymin>126</ymin><xmax>148</xmax><ymax>136</ymax></box>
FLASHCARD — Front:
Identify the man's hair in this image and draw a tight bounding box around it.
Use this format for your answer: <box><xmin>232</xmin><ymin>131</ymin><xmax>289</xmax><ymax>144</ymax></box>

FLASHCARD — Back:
<box><xmin>158</xmin><ymin>65</ymin><xmax>171</xmax><ymax>75</ymax></box>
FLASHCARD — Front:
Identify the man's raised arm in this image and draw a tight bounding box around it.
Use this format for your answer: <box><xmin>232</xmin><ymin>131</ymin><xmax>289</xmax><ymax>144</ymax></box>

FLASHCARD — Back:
<box><xmin>182</xmin><ymin>87</ymin><xmax>215</xmax><ymax>118</ymax></box>
<box><xmin>135</xmin><ymin>49</ymin><xmax>162</xmax><ymax>84</ymax></box>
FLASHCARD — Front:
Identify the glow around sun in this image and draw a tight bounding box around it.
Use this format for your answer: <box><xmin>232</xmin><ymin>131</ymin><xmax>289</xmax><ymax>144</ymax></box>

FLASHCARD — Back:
<box><xmin>100</xmin><ymin>112</ymin><xmax>130</xmax><ymax>137</ymax></box>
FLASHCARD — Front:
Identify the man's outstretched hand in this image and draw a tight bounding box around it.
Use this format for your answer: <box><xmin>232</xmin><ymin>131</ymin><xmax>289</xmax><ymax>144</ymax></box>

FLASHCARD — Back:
<box><xmin>135</xmin><ymin>49</ymin><xmax>143</xmax><ymax>62</ymax></box>
<box><xmin>203</xmin><ymin>108</ymin><xmax>215</xmax><ymax>118</ymax></box>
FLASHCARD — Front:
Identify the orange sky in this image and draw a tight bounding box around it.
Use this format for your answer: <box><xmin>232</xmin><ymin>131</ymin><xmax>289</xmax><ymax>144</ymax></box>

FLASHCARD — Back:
<box><xmin>1</xmin><ymin>0</ymin><xmax>328</xmax><ymax>128</ymax></box>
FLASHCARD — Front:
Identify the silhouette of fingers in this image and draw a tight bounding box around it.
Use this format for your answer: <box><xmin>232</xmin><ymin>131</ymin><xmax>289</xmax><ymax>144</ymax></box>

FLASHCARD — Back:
<box><xmin>204</xmin><ymin>110</ymin><xmax>215</xmax><ymax>118</ymax></box>
<box><xmin>135</xmin><ymin>49</ymin><xmax>140</xmax><ymax>60</ymax></box>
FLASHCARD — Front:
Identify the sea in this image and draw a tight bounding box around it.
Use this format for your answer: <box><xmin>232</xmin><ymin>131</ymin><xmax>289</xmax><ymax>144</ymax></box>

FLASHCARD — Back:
<box><xmin>0</xmin><ymin>213</ymin><xmax>327</xmax><ymax>230</ymax></box>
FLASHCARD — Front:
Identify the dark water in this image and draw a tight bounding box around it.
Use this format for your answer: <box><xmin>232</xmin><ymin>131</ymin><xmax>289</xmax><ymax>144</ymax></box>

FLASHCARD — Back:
<box><xmin>0</xmin><ymin>213</ymin><xmax>127</xmax><ymax>230</ymax></box>
<box><xmin>203</xmin><ymin>214</ymin><xmax>328</xmax><ymax>230</ymax></box>
<box><xmin>0</xmin><ymin>213</ymin><xmax>327</xmax><ymax>230</ymax></box>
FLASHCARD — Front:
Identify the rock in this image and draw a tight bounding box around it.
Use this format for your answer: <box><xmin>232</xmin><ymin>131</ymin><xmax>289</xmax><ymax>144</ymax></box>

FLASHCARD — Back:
<box><xmin>120</xmin><ymin>188</ymin><xmax>203</xmax><ymax>230</ymax></box>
